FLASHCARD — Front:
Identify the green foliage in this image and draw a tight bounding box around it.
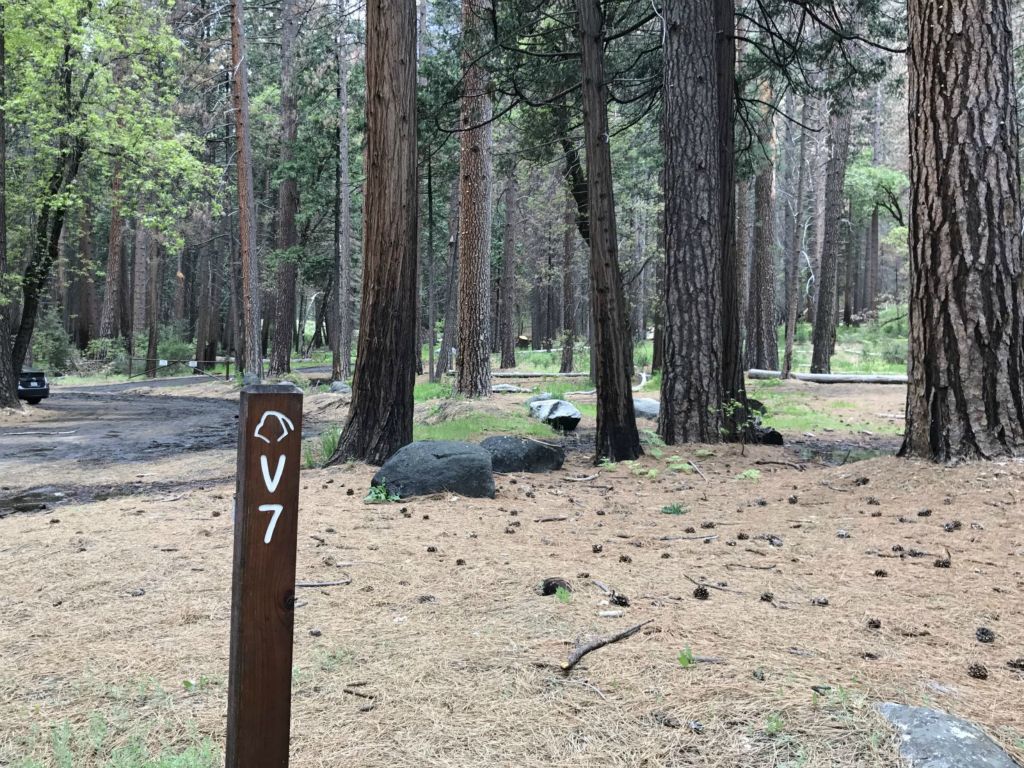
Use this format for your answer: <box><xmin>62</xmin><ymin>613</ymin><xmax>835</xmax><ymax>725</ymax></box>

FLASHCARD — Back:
<box><xmin>413</xmin><ymin>413</ymin><xmax>554</xmax><ymax>443</ymax></box>
<box><xmin>677</xmin><ymin>647</ymin><xmax>695</xmax><ymax>669</ymax></box>
<box><xmin>303</xmin><ymin>426</ymin><xmax>341</xmax><ymax>469</ymax></box>
<box><xmin>414</xmin><ymin>380</ymin><xmax>453</xmax><ymax>402</ymax></box>
<box><xmin>845</xmin><ymin>149</ymin><xmax>909</xmax><ymax>223</ymax></box>
<box><xmin>661</xmin><ymin>503</ymin><xmax>687</xmax><ymax>515</ymax></box>
<box><xmin>30</xmin><ymin>309</ymin><xmax>73</xmax><ymax>374</ymax></box>
<box><xmin>736</xmin><ymin>469</ymin><xmax>762</xmax><ymax>481</ymax></box>
<box><xmin>365</xmin><ymin>485</ymin><xmax>400</xmax><ymax>504</ymax></box>
<box><xmin>555</xmin><ymin>586</ymin><xmax>572</xmax><ymax>604</ymax></box>
<box><xmin>765</xmin><ymin>712</ymin><xmax>786</xmax><ymax>736</ymax></box>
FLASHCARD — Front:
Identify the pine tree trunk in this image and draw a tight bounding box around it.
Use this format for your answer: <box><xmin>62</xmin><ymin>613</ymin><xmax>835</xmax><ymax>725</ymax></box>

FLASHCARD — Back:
<box><xmin>99</xmin><ymin>167</ymin><xmax>124</xmax><ymax>339</ymax></box>
<box><xmin>332</xmin><ymin>6</ymin><xmax>353</xmax><ymax>382</ymax></box>
<box><xmin>735</xmin><ymin>180</ymin><xmax>750</xmax><ymax>339</ymax></box>
<box><xmin>434</xmin><ymin>178</ymin><xmax>459</xmax><ymax>379</ymax></box>
<box><xmin>194</xmin><ymin>243</ymin><xmax>212</xmax><ymax>365</ymax></box>
<box><xmin>268</xmin><ymin>0</ymin><xmax>299</xmax><ymax>376</ymax></box>
<box><xmin>810</xmin><ymin>103</ymin><xmax>852</xmax><ymax>373</ymax></box>
<box><xmin>577</xmin><ymin>0</ymin><xmax>641</xmax><ymax>460</ymax></box>
<box><xmin>902</xmin><ymin>0</ymin><xmax>1024</xmax><ymax>460</ymax></box>
<box><xmin>454</xmin><ymin>0</ymin><xmax>493</xmax><ymax>397</ymax></box>
<box><xmin>230</xmin><ymin>0</ymin><xmax>263</xmax><ymax>383</ymax></box>
<box><xmin>783</xmin><ymin>98</ymin><xmax>809</xmax><ymax>378</ymax></box>
<box><xmin>330</xmin><ymin>0</ymin><xmax>417</xmax><ymax>465</ymax></box>
<box><xmin>132</xmin><ymin>221</ymin><xmax>149</xmax><ymax>338</ymax></box>
<box><xmin>498</xmin><ymin>176</ymin><xmax>517</xmax><ymax>368</ymax></box>
<box><xmin>659</xmin><ymin>0</ymin><xmax>723</xmax><ymax>444</ymax></box>
<box><xmin>867</xmin><ymin>206</ymin><xmax>880</xmax><ymax>312</ymax></box>
<box><xmin>745</xmin><ymin>96</ymin><xmax>779</xmax><ymax>371</ymax></box>
<box><xmin>560</xmin><ymin>190</ymin><xmax>577</xmax><ymax>373</ymax></box>
<box><xmin>145</xmin><ymin>242</ymin><xmax>161</xmax><ymax>377</ymax></box>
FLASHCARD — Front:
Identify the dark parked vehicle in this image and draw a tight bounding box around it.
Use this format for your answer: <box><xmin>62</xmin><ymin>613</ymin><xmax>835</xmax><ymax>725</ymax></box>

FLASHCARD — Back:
<box><xmin>17</xmin><ymin>370</ymin><xmax>50</xmax><ymax>404</ymax></box>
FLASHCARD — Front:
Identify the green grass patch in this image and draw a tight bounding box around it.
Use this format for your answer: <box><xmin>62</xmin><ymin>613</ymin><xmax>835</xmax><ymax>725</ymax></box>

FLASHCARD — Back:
<box><xmin>414</xmin><ymin>379</ymin><xmax>453</xmax><ymax>402</ymax></box>
<box><xmin>413</xmin><ymin>413</ymin><xmax>555</xmax><ymax>442</ymax></box>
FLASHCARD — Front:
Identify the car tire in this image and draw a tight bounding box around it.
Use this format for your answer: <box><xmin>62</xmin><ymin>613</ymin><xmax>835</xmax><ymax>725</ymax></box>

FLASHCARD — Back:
<box><xmin>26</xmin><ymin>398</ymin><xmax>41</xmax><ymax>405</ymax></box>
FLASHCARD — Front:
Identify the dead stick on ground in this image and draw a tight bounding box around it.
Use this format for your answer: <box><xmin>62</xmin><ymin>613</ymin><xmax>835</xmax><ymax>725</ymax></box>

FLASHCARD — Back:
<box><xmin>724</xmin><ymin>563</ymin><xmax>777</xmax><ymax>571</ymax></box>
<box><xmin>296</xmin><ymin>577</ymin><xmax>352</xmax><ymax>588</ymax></box>
<box><xmin>689</xmin><ymin>461</ymin><xmax>708</xmax><ymax>482</ymax></box>
<box><xmin>562</xmin><ymin>619</ymin><xmax>653</xmax><ymax>673</ymax></box>
<box><xmin>755</xmin><ymin>460</ymin><xmax>805</xmax><ymax>471</ymax></box>
<box><xmin>684</xmin><ymin>575</ymin><xmax>743</xmax><ymax>594</ymax></box>
<box><xmin>565</xmin><ymin>474</ymin><xmax>599</xmax><ymax>483</ymax></box>
<box><xmin>660</xmin><ymin>534</ymin><xmax>718</xmax><ymax>542</ymax></box>
<box><xmin>535</xmin><ymin>516</ymin><xmax>569</xmax><ymax>523</ymax></box>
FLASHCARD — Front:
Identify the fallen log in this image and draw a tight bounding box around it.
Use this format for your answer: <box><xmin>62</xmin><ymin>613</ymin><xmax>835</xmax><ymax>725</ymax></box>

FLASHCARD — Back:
<box><xmin>747</xmin><ymin>369</ymin><xmax>907</xmax><ymax>385</ymax></box>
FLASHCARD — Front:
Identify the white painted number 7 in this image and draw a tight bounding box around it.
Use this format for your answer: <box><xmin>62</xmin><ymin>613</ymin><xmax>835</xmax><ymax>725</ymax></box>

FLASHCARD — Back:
<box><xmin>259</xmin><ymin>504</ymin><xmax>284</xmax><ymax>544</ymax></box>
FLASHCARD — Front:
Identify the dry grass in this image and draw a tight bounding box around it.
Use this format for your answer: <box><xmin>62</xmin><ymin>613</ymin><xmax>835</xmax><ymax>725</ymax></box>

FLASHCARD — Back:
<box><xmin>1</xmin><ymin>385</ymin><xmax>1023</xmax><ymax>767</ymax></box>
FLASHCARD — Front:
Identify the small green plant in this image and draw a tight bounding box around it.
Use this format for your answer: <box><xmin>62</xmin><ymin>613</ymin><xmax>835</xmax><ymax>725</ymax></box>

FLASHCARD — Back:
<box><xmin>555</xmin><ymin>586</ymin><xmax>572</xmax><ymax>604</ymax></box>
<box><xmin>694</xmin><ymin>448</ymin><xmax>715</xmax><ymax>459</ymax></box>
<box><xmin>599</xmin><ymin>457</ymin><xmax>617</xmax><ymax>469</ymax></box>
<box><xmin>182</xmin><ymin>675</ymin><xmax>216</xmax><ymax>693</ymax></box>
<box><xmin>365</xmin><ymin>484</ymin><xmax>400</xmax><ymax>503</ymax></box>
<box><xmin>667</xmin><ymin>456</ymin><xmax>694</xmax><ymax>473</ymax></box>
<box><xmin>661</xmin><ymin>503</ymin><xmax>688</xmax><ymax>515</ymax></box>
<box><xmin>677</xmin><ymin>646</ymin><xmax>695</xmax><ymax>668</ymax></box>
<box><xmin>765</xmin><ymin>712</ymin><xmax>785</xmax><ymax>736</ymax></box>
<box><xmin>736</xmin><ymin>468</ymin><xmax>762</xmax><ymax>481</ymax></box>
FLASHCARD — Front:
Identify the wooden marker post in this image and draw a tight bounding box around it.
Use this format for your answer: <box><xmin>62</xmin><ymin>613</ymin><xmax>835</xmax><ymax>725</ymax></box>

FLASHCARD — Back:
<box><xmin>226</xmin><ymin>384</ymin><xmax>303</xmax><ymax>767</ymax></box>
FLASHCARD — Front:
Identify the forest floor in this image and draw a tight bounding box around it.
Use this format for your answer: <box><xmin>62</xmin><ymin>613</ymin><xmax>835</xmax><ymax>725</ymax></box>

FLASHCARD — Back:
<box><xmin>1</xmin><ymin>377</ymin><xmax>1022</xmax><ymax>767</ymax></box>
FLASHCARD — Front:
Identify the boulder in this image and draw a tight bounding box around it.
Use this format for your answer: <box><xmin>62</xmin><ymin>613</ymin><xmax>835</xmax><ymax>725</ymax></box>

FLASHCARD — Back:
<box><xmin>371</xmin><ymin>441</ymin><xmax>495</xmax><ymax>499</ymax></box>
<box><xmin>528</xmin><ymin>399</ymin><xmax>582</xmax><ymax>432</ymax></box>
<box><xmin>876</xmin><ymin>703</ymin><xmax>1022</xmax><ymax>768</ymax></box>
<box><xmin>329</xmin><ymin>381</ymin><xmax>352</xmax><ymax>395</ymax></box>
<box><xmin>480</xmin><ymin>436</ymin><xmax>565</xmax><ymax>473</ymax></box>
<box><xmin>633</xmin><ymin>398</ymin><xmax>660</xmax><ymax>420</ymax></box>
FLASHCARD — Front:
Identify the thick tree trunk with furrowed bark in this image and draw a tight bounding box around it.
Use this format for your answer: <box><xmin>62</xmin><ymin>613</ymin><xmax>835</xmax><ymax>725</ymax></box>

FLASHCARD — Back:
<box><xmin>745</xmin><ymin>90</ymin><xmax>778</xmax><ymax>371</ymax></box>
<box><xmin>454</xmin><ymin>0</ymin><xmax>493</xmax><ymax>397</ymax></box>
<box><xmin>659</xmin><ymin>0</ymin><xmax>723</xmax><ymax>444</ymax></box>
<box><xmin>560</xmin><ymin>191</ymin><xmax>577</xmax><ymax>373</ymax></box>
<box><xmin>577</xmin><ymin>0</ymin><xmax>641</xmax><ymax>461</ymax></box>
<box><xmin>269</xmin><ymin>0</ymin><xmax>300</xmax><ymax>376</ymax></box>
<box><xmin>810</xmin><ymin>102</ymin><xmax>852</xmax><ymax>373</ymax></box>
<box><xmin>328</xmin><ymin>0</ymin><xmax>418</xmax><ymax>465</ymax></box>
<box><xmin>783</xmin><ymin>98</ymin><xmax>809</xmax><ymax>378</ymax></box>
<box><xmin>498</xmin><ymin>175</ymin><xmax>517</xmax><ymax>369</ymax></box>
<box><xmin>902</xmin><ymin>0</ymin><xmax>1024</xmax><ymax>460</ymax></box>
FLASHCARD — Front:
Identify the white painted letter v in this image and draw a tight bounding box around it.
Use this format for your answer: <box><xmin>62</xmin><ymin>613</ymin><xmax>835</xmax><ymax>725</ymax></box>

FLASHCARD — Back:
<box><xmin>260</xmin><ymin>454</ymin><xmax>286</xmax><ymax>493</ymax></box>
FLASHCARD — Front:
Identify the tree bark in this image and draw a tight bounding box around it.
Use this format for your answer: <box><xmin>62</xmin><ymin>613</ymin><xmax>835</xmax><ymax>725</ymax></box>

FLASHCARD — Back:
<box><xmin>329</xmin><ymin>0</ymin><xmax>418</xmax><ymax>465</ymax></box>
<box><xmin>132</xmin><ymin>221</ymin><xmax>149</xmax><ymax>338</ymax></box>
<box><xmin>332</xmin><ymin>4</ymin><xmax>353</xmax><ymax>382</ymax></box>
<box><xmin>434</xmin><ymin>177</ymin><xmax>459</xmax><ymax>379</ymax></box>
<box><xmin>145</xmin><ymin>241</ymin><xmax>161</xmax><ymax>377</ymax></box>
<box><xmin>269</xmin><ymin>0</ymin><xmax>300</xmax><ymax>376</ymax></box>
<box><xmin>498</xmin><ymin>175</ymin><xmax>517</xmax><ymax>368</ymax></box>
<box><xmin>99</xmin><ymin>167</ymin><xmax>124</xmax><ymax>339</ymax></box>
<box><xmin>659</xmin><ymin>0</ymin><xmax>724</xmax><ymax>444</ymax></box>
<box><xmin>902</xmin><ymin>0</ymin><xmax>1024</xmax><ymax>460</ymax></box>
<box><xmin>577</xmin><ymin>0</ymin><xmax>641</xmax><ymax>460</ymax></box>
<box><xmin>454</xmin><ymin>0</ymin><xmax>493</xmax><ymax>397</ymax></box>
<box><xmin>783</xmin><ymin>97</ymin><xmax>809</xmax><ymax>378</ymax></box>
<box><xmin>560</xmin><ymin>190</ymin><xmax>577</xmax><ymax>373</ymax></box>
<box><xmin>745</xmin><ymin>92</ymin><xmax>779</xmax><ymax>371</ymax></box>
<box><xmin>230</xmin><ymin>0</ymin><xmax>263</xmax><ymax>383</ymax></box>
<box><xmin>809</xmin><ymin>102</ymin><xmax>852</xmax><ymax>374</ymax></box>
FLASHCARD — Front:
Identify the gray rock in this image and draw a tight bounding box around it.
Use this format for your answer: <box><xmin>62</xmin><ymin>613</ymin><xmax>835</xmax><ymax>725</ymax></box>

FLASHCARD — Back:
<box><xmin>876</xmin><ymin>703</ymin><xmax>1022</xmax><ymax>768</ymax></box>
<box><xmin>480</xmin><ymin>436</ymin><xmax>565</xmax><ymax>473</ymax></box>
<box><xmin>528</xmin><ymin>399</ymin><xmax>582</xmax><ymax>432</ymax></box>
<box><xmin>525</xmin><ymin>392</ymin><xmax>554</xmax><ymax>405</ymax></box>
<box><xmin>329</xmin><ymin>381</ymin><xmax>352</xmax><ymax>395</ymax></box>
<box><xmin>371</xmin><ymin>441</ymin><xmax>495</xmax><ymax>499</ymax></box>
<box><xmin>633</xmin><ymin>398</ymin><xmax>660</xmax><ymax>420</ymax></box>
<box><xmin>492</xmin><ymin>383</ymin><xmax>530</xmax><ymax>394</ymax></box>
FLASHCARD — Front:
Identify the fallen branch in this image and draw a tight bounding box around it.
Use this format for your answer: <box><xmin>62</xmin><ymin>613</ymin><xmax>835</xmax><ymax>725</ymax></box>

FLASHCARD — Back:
<box><xmin>748</xmin><ymin>369</ymin><xmax>907</xmax><ymax>385</ymax></box>
<box><xmin>296</xmin><ymin>577</ymin><xmax>352</xmax><ymax>588</ymax></box>
<box><xmin>689</xmin><ymin>460</ymin><xmax>708</xmax><ymax>482</ymax></box>
<box><xmin>754</xmin><ymin>460</ymin><xmax>805</xmax><ymax>471</ymax></box>
<box><xmin>564</xmin><ymin>474</ymin><xmax>599</xmax><ymax>483</ymax></box>
<box><xmin>660</xmin><ymin>534</ymin><xmax>718</xmax><ymax>542</ymax></box>
<box><xmin>724</xmin><ymin>562</ymin><xmax>777</xmax><ymax>571</ymax></box>
<box><xmin>562</xmin><ymin>619</ymin><xmax>653</xmax><ymax>673</ymax></box>
<box><xmin>535</xmin><ymin>515</ymin><xmax>569</xmax><ymax>523</ymax></box>
<box><xmin>684</xmin><ymin>575</ymin><xmax>744</xmax><ymax>594</ymax></box>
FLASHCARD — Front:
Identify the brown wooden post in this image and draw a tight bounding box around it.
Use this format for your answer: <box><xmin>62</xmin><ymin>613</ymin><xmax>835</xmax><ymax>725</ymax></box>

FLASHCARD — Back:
<box><xmin>226</xmin><ymin>384</ymin><xmax>303</xmax><ymax>767</ymax></box>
